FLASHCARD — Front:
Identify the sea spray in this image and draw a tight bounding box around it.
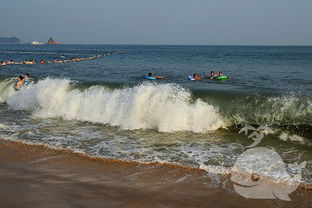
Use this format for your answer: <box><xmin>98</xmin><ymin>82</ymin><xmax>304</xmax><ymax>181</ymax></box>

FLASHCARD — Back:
<box><xmin>0</xmin><ymin>78</ymin><xmax>16</xmax><ymax>103</ymax></box>
<box><xmin>4</xmin><ymin>78</ymin><xmax>224</xmax><ymax>133</ymax></box>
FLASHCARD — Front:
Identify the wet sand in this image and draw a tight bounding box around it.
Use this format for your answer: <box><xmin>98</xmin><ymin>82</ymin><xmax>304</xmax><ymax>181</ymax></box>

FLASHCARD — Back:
<box><xmin>0</xmin><ymin>139</ymin><xmax>311</xmax><ymax>208</ymax></box>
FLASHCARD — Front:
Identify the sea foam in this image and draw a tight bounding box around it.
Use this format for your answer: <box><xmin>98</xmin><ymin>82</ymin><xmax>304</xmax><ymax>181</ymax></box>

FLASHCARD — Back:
<box><xmin>4</xmin><ymin>78</ymin><xmax>224</xmax><ymax>133</ymax></box>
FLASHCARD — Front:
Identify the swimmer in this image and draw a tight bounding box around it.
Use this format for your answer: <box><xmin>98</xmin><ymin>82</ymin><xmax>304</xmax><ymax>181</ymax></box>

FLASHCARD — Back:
<box><xmin>193</xmin><ymin>73</ymin><xmax>203</xmax><ymax>81</ymax></box>
<box><xmin>6</xmin><ymin>60</ymin><xmax>14</xmax><ymax>65</ymax></box>
<box><xmin>207</xmin><ymin>71</ymin><xmax>216</xmax><ymax>80</ymax></box>
<box><xmin>14</xmin><ymin>75</ymin><xmax>24</xmax><ymax>91</ymax></box>
<box><xmin>147</xmin><ymin>72</ymin><xmax>165</xmax><ymax>79</ymax></box>
<box><xmin>23</xmin><ymin>73</ymin><xmax>31</xmax><ymax>86</ymax></box>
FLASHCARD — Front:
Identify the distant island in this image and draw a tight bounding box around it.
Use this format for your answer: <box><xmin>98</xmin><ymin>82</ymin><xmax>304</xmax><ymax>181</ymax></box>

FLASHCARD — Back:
<box><xmin>0</xmin><ymin>37</ymin><xmax>21</xmax><ymax>44</ymax></box>
<box><xmin>47</xmin><ymin>37</ymin><xmax>61</xmax><ymax>45</ymax></box>
<box><xmin>0</xmin><ymin>36</ymin><xmax>61</xmax><ymax>45</ymax></box>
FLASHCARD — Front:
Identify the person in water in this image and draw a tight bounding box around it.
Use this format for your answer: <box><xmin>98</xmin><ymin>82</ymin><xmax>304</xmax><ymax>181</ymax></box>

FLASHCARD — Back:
<box><xmin>6</xmin><ymin>60</ymin><xmax>14</xmax><ymax>65</ymax></box>
<box><xmin>23</xmin><ymin>73</ymin><xmax>31</xmax><ymax>86</ymax></box>
<box><xmin>147</xmin><ymin>72</ymin><xmax>164</xmax><ymax>79</ymax></box>
<box><xmin>207</xmin><ymin>71</ymin><xmax>216</xmax><ymax>80</ymax></box>
<box><xmin>14</xmin><ymin>75</ymin><xmax>24</xmax><ymax>91</ymax></box>
<box><xmin>0</xmin><ymin>61</ymin><xmax>6</xmax><ymax>66</ymax></box>
<box><xmin>193</xmin><ymin>73</ymin><xmax>203</xmax><ymax>81</ymax></box>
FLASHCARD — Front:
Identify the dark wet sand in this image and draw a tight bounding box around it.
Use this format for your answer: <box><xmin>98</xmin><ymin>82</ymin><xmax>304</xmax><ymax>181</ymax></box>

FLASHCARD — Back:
<box><xmin>0</xmin><ymin>139</ymin><xmax>311</xmax><ymax>208</ymax></box>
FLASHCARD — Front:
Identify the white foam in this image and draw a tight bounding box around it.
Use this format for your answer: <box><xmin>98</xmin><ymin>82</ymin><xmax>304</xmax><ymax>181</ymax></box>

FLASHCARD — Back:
<box><xmin>0</xmin><ymin>78</ymin><xmax>16</xmax><ymax>103</ymax></box>
<box><xmin>0</xmin><ymin>123</ymin><xmax>7</xmax><ymax>129</ymax></box>
<box><xmin>4</xmin><ymin>78</ymin><xmax>225</xmax><ymax>133</ymax></box>
<box><xmin>279</xmin><ymin>133</ymin><xmax>305</xmax><ymax>144</ymax></box>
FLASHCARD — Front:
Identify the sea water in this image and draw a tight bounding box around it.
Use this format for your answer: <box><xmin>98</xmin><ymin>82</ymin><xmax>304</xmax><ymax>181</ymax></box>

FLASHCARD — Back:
<box><xmin>0</xmin><ymin>44</ymin><xmax>311</xmax><ymax>184</ymax></box>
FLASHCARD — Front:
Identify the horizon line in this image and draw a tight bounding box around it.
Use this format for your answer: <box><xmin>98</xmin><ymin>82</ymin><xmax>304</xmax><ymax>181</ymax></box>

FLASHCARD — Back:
<box><xmin>15</xmin><ymin>43</ymin><xmax>312</xmax><ymax>47</ymax></box>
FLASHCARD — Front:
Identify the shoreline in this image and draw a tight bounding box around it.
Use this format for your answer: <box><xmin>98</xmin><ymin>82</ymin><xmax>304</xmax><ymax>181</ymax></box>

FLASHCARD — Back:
<box><xmin>2</xmin><ymin>137</ymin><xmax>311</xmax><ymax>188</ymax></box>
<box><xmin>0</xmin><ymin>138</ymin><xmax>312</xmax><ymax>207</ymax></box>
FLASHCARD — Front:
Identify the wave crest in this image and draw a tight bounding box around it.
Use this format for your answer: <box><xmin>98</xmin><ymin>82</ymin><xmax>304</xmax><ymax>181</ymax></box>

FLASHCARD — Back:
<box><xmin>3</xmin><ymin>78</ymin><xmax>224</xmax><ymax>133</ymax></box>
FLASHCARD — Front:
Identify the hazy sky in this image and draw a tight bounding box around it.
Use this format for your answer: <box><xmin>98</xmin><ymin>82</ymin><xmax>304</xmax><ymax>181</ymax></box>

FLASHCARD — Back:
<box><xmin>1</xmin><ymin>0</ymin><xmax>312</xmax><ymax>45</ymax></box>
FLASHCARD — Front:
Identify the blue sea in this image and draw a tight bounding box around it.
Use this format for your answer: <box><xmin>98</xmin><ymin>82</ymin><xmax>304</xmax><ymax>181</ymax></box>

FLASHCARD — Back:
<box><xmin>0</xmin><ymin>44</ymin><xmax>312</xmax><ymax>184</ymax></box>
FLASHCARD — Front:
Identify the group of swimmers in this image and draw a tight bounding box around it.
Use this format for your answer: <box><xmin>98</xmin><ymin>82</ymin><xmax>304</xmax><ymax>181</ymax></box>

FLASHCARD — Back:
<box><xmin>14</xmin><ymin>73</ymin><xmax>31</xmax><ymax>91</ymax></box>
<box><xmin>193</xmin><ymin>71</ymin><xmax>225</xmax><ymax>81</ymax></box>
<box><xmin>146</xmin><ymin>71</ymin><xmax>227</xmax><ymax>81</ymax></box>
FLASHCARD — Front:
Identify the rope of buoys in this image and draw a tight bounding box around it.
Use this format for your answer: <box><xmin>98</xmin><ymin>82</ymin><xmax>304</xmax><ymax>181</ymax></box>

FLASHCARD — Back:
<box><xmin>0</xmin><ymin>50</ymin><xmax>126</xmax><ymax>66</ymax></box>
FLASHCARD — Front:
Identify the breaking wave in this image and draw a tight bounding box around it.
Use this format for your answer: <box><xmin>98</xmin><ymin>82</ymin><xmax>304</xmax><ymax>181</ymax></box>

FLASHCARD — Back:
<box><xmin>0</xmin><ymin>78</ymin><xmax>224</xmax><ymax>133</ymax></box>
<box><xmin>1</xmin><ymin>77</ymin><xmax>312</xmax><ymax>136</ymax></box>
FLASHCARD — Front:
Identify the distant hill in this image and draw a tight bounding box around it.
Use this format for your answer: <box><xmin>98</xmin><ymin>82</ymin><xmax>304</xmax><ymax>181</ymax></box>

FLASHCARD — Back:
<box><xmin>0</xmin><ymin>37</ymin><xmax>21</xmax><ymax>44</ymax></box>
<box><xmin>47</xmin><ymin>37</ymin><xmax>61</xmax><ymax>45</ymax></box>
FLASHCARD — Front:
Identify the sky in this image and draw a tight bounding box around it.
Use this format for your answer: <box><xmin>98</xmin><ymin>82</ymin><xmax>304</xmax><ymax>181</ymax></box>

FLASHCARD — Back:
<box><xmin>1</xmin><ymin>0</ymin><xmax>312</xmax><ymax>45</ymax></box>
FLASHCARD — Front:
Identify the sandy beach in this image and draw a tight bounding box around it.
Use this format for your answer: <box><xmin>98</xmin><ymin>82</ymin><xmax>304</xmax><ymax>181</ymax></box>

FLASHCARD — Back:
<box><xmin>0</xmin><ymin>139</ymin><xmax>311</xmax><ymax>208</ymax></box>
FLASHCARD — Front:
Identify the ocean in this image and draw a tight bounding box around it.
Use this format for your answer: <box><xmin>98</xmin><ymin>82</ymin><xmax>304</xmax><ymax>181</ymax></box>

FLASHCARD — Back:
<box><xmin>0</xmin><ymin>44</ymin><xmax>312</xmax><ymax>188</ymax></box>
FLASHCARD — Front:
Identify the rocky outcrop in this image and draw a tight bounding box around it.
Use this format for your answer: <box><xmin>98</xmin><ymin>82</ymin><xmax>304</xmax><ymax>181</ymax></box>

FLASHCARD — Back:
<box><xmin>0</xmin><ymin>37</ymin><xmax>21</xmax><ymax>44</ymax></box>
